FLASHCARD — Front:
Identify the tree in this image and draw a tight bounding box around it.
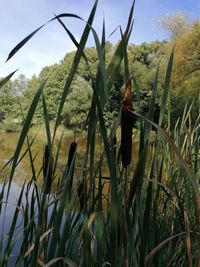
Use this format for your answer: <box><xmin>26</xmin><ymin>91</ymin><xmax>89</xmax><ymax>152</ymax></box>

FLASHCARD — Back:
<box><xmin>130</xmin><ymin>41</ymin><xmax>166</xmax><ymax>67</ymax></box>
<box><xmin>104</xmin><ymin>73</ymin><xmax>124</xmax><ymax>128</ymax></box>
<box><xmin>62</xmin><ymin>76</ymin><xmax>92</xmax><ymax>130</ymax></box>
<box><xmin>11</xmin><ymin>74</ymin><xmax>28</xmax><ymax>96</ymax></box>
<box><xmin>164</xmin><ymin>21</ymin><xmax>200</xmax><ymax>125</ymax></box>
<box><xmin>3</xmin><ymin>38</ymin><xmax>197</xmax><ymax>129</ymax></box>
<box><xmin>171</xmin><ymin>22</ymin><xmax>200</xmax><ymax>82</ymax></box>
<box><xmin>158</xmin><ymin>12</ymin><xmax>192</xmax><ymax>39</ymax></box>
<box><xmin>0</xmin><ymin>80</ymin><xmax>14</xmax><ymax>121</ymax></box>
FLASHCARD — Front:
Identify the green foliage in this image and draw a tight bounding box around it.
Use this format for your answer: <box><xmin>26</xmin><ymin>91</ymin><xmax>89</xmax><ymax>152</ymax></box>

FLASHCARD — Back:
<box><xmin>1</xmin><ymin>121</ymin><xmax>21</xmax><ymax>132</ymax></box>
<box><xmin>103</xmin><ymin>73</ymin><xmax>123</xmax><ymax>128</ymax></box>
<box><xmin>62</xmin><ymin>76</ymin><xmax>92</xmax><ymax>130</ymax></box>
<box><xmin>11</xmin><ymin>74</ymin><xmax>28</xmax><ymax>96</ymax></box>
<box><xmin>131</xmin><ymin>41</ymin><xmax>166</xmax><ymax>67</ymax></box>
<box><xmin>0</xmin><ymin>12</ymin><xmax>199</xmax><ymax>132</ymax></box>
<box><xmin>0</xmin><ymin>74</ymin><xmax>28</xmax><ymax>123</ymax></box>
<box><xmin>0</xmin><ymin>40</ymin><xmax>170</xmax><ymax>129</ymax></box>
<box><xmin>0</xmin><ymin>81</ymin><xmax>14</xmax><ymax>121</ymax></box>
<box><xmin>166</xmin><ymin>21</ymin><xmax>200</xmax><ymax>125</ymax></box>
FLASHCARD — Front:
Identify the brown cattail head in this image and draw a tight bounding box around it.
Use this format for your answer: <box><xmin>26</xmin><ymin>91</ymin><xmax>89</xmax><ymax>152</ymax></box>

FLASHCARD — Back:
<box><xmin>43</xmin><ymin>145</ymin><xmax>53</xmax><ymax>194</ymax></box>
<box><xmin>123</xmin><ymin>78</ymin><xmax>132</xmax><ymax>106</ymax></box>
<box><xmin>67</xmin><ymin>142</ymin><xmax>77</xmax><ymax>189</ymax></box>
<box><xmin>121</xmin><ymin>78</ymin><xmax>133</xmax><ymax>168</ymax></box>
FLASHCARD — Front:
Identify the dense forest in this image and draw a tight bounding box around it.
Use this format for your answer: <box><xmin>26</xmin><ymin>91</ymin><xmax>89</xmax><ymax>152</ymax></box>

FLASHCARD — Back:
<box><xmin>1</xmin><ymin>14</ymin><xmax>199</xmax><ymax>131</ymax></box>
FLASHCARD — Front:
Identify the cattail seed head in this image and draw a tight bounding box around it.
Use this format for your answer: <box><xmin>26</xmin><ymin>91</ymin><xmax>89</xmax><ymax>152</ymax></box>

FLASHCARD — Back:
<box><xmin>43</xmin><ymin>145</ymin><xmax>53</xmax><ymax>194</ymax></box>
<box><xmin>121</xmin><ymin>78</ymin><xmax>133</xmax><ymax>168</ymax></box>
<box><xmin>67</xmin><ymin>142</ymin><xmax>77</xmax><ymax>189</ymax></box>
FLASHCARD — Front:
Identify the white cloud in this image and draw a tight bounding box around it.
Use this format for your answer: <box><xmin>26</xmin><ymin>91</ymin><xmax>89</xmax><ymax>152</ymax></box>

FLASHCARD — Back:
<box><xmin>0</xmin><ymin>37</ymin><xmax>77</xmax><ymax>78</ymax></box>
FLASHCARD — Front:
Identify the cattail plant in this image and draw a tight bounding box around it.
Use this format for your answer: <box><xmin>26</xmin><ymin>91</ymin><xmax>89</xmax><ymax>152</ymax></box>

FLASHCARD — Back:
<box><xmin>121</xmin><ymin>78</ymin><xmax>133</xmax><ymax>167</ymax></box>
<box><xmin>67</xmin><ymin>141</ymin><xmax>77</xmax><ymax>189</ymax></box>
<box><xmin>77</xmin><ymin>181</ymin><xmax>84</xmax><ymax>210</ymax></box>
<box><xmin>43</xmin><ymin>145</ymin><xmax>54</xmax><ymax>194</ymax></box>
<box><xmin>113</xmin><ymin>135</ymin><xmax>117</xmax><ymax>158</ymax></box>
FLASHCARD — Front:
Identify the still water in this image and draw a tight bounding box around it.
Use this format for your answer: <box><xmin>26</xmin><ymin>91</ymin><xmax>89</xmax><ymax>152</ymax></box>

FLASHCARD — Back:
<box><xmin>0</xmin><ymin>130</ymin><xmax>140</xmax><ymax>186</ymax></box>
<box><xmin>0</xmin><ymin>130</ymin><xmax>86</xmax><ymax>185</ymax></box>
<box><xmin>0</xmin><ymin>130</ymin><xmax>140</xmax><ymax>266</ymax></box>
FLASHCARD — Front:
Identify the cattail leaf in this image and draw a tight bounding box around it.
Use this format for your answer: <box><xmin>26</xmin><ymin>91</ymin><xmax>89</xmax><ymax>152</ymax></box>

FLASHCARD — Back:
<box><xmin>108</xmin><ymin>25</ymin><xmax>120</xmax><ymax>39</ymax></box>
<box><xmin>144</xmin><ymin>64</ymin><xmax>159</xmax><ymax>142</ymax></box>
<box><xmin>92</xmin><ymin>81</ymin><xmax>111</xmax><ymax>167</ymax></box>
<box><xmin>106</xmin><ymin>1</ymin><xmax>134</xmax><ymax>93</ymax></box>
<box><xmin>159</xmin><ymin>47</ymin><xmax>175</xmax><ymax>125</ymax></box>
<box><xmin>126</xmin><ymin>0</ymin><xmax>136</xmax><ymax>36</ymax></box>
<box><xmin>54</xmin><ymin>15</ymin><xmax>91</xmax><ymax>73</ymax></box>
<box><xmin>127</xmin><ymin>144</ymin><xmax>148</xmax><ymax>209</ymax></box>
<box><xmin>54</xmin><ymin>15</ymin><xmax>79</xmax><ymax>48</ymax></box>
<box><xmin>77</xmin><ymin>181</ymin><xmax>84</xmax><ymax>210</ymax></box>
<box><xmin>6</xmin><ymin>13</ymin><xmax>83</xmax><ymax>62</ymax></box>
<box><xmin>6</xmin><ymin>25</ymin><xmax>45</xmax><ymax>62</ymax></box>
<box><xmin>47</xmin><ymin>144</ymin><xmax>77</xmax><ymax>260</ymax></box>
<box><xmin>88</xmin><ymin>25</ymin><xmax>107</xmax><ymax>106</ymax></box>
<box><xmin>184</xmin><ymin>211</ymin><xmax>193</xmax><ymax>267</ymax></box>
<box><xmin>120</xmin><ymin>27</ymin><xmax>129</xmax><ymax>81</ymax></box>
<box><xmin>3</xmin><ymin>182</ymin><xmax>26</xmax><ymax>261</ymax></box>
<box><xmin>101</xmin><ymin>16</ymin><xmax>106</xmax><ymax>49</ymax></box>
<box><xmin>42</xmin><ymin>94</ymin><xmax>54</xmax><ymax>194</ymax></box>
<box><xmin>132</xmin><ymin>76</ymin><xmax>140</xmax><ymax>101</ymax></box>
<box><xmin>43</xmin><ymin>145</ymin><xmax>53</xmax><ymax>194</ymax></box>
<box><xmin>130</xmin><ymin>110</ymin><xmax>200</xmax><ymax>226</ymax></box>
<box><xmin>53</xmin><ymin>0</ymin><xmax>98</xmax><ymax>141</ymax></box>
<box><xmin>42</xmin><ymin>94</ymin><xmax>54</xmax><ymax>192</ymax></box>
<box><xmin>67</xmin><ymin>142</ymin><xmax>77</xmax><ymax>189</ymax></box>
<box><xmin>145</xmin><ymin>231</ymin><xmax>188</xmax><ymax>264</ymax></box>
<box><xmin>52</xmin><ymin>132</ymin><xmax>64</xmax><ymax>178</ymax></box>
<box><xmin>139</xmin><ymin>157</ymin><xmax>154</xmax><ymax>267</ymax></box>
<box><xmin>0</xmin><ymin>70</ymin><xmax>18</xmax><ymax>88</ymax></box>
<box><xmin>95</xmin><ymin>211</ymin><xmax>105</xmax><ymax>267</ymax></box>
<box><xmin>45</xmin><ymin>257</ymin><xmax>78</xmax><ymax>267</ymax></box>
<box><xmin>50</xmin><ymin>13</ymin><xmax>82</xmax><ymax>22</ymax></box>
<box><xmin>92</xmin><ymin>79</ymin><xmax>119</xmax><ymax>267</ymax></box>
<box><xmin>42</xmin><ymin>93</ymin><xmax>52</xmax><ymax>148</ymax></box>
<box><xmin>24</xmin><ymin>228</ymin><xmax>53</xmax><ymax>258</ymax></box>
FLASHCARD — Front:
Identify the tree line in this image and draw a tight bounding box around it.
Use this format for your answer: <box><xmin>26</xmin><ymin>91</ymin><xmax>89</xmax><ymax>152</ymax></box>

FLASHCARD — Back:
<box><xmin>1</xmin><ymin>13</ymin><xmax>199</xmax><ymax>131</ymax></box>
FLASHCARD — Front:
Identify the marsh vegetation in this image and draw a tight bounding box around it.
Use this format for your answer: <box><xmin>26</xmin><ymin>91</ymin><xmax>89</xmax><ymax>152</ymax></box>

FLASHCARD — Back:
<box><xmin>0</xmin><ymin>1</ymin><xmax>199</xmax><ymax>266</ymax></box>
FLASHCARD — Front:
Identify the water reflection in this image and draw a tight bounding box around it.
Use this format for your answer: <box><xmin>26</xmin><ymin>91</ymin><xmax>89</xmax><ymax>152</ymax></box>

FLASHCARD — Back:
<box><xmin>0</xmin><ymin>182</ymin><xmax>69</xmax><ymax>267</ymax></box>
<box><xmin>0</xmin><ymin>131</ymin><xmax>87</xmax><ymax>186</ymax></box>
<box><xmin>0</xmin><ymin>130</ymin><xmax>139</xmax><ymax>186</ymax></box>
<box><xmin>0</xmin><ymin>130</ymin><xmax>140</xmax><ymax>266</ymax></box>
<box><xmin>0</xmin><ymin>183</ymin><xmax>28</xmax><ymax>266</ymax></box>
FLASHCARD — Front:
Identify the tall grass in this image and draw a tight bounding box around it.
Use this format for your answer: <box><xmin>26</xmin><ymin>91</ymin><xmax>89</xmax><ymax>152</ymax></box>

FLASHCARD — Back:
<box><xmin>0</xmin><ymin>0</ymin><xmax>200</xmax><ymax>266</ymax></box>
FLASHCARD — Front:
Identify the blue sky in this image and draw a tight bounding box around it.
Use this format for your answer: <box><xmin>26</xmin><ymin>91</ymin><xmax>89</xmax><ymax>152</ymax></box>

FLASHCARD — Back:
<box><xmin>0</xmin><ymin>0</ymin><xmax>200</xmax><ymax>79</ymax></box>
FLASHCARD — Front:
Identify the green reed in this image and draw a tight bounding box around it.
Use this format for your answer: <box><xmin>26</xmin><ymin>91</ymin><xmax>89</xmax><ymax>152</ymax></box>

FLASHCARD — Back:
<box><xmin>0</xmin><ymin>0</ymin><xmax>199</xmax><ymax>266</ymax></box>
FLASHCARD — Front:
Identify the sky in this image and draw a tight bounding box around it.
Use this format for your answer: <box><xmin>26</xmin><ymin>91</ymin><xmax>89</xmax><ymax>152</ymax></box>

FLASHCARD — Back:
<box><xmin>0</xmin><ymin>0</ymin><xmax>200</xmax><ymax>79</ymax></box>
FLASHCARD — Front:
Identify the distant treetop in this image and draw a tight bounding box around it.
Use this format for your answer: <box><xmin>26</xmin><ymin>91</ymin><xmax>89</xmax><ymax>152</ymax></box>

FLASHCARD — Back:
<box><xmin>158</xmin><ymin>11</ymin><xmax>193</xmax><ymax>39</ymax></box>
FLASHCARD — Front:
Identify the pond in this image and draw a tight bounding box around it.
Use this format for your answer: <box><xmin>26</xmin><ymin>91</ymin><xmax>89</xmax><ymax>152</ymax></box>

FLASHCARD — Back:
<box><xmin>0</xmin><ymin>129</ymin><xmax>140</xmax><ymax>186</ymax></box>
<box><xmin>0</xmin><ymin>130</ymin><xmax>84</xmax><ymax>185</ymax></box>
<box><xmin>0</xmin><ymin>129</ymin><xmax>140</xmax><ymax>266</ymax></box>
<box><xmin>0</xmin><ymin>182</ymin><xmax>77</xmax><ymax>267</ymax></box>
